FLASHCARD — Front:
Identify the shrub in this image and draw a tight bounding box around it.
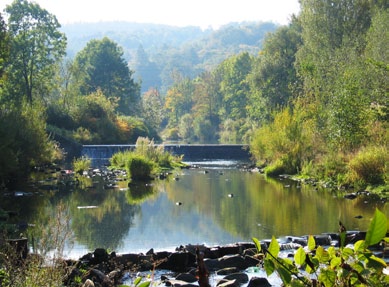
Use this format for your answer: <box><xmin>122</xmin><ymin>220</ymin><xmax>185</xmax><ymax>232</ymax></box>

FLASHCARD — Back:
<box><xmin>315</xmin><ymin>152</ymin><xmax>348</xmax><ymax>184</ymax></box>
<box><xmin>250</xmin><ymin>108</ymin><xmax>318</xmax><ymax>175</ymax></box>
<box><xmin>347</xmin><ymin>145</ymin><xmax>388</xmax><ymax>185</ymax></box>
<box><xmin>264</xmin><ymin>159</ymin><xmax>286</xmax><ymax>176</ymax></box>
<box><xmin>72</xmin><ymin>156</ymin><xmax>91</xmax><ymax>174</ymax></box>
<box><xmin>126</xmin><ymin>154</ymin><xmax>155</xmax><ymax>180</ymax></box>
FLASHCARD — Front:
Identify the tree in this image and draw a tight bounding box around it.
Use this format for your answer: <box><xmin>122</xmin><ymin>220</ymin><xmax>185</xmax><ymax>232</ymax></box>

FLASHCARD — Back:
<box><xmin>0</xmin><ymin>13</ymin><xmax>9</xmax><ymax>84</ymax></box>
<box><xmin>248</xmin><ymin>19</ymin><xmax>302</xmax><ymax>122</ymax></box>
<box><xmin>74</xmin><ymin>37</ymin><xmax>140</xmax><ymax>115</ymax></box>
<box><xmin>141</xmin><ymin>88</ymin><xmax>164</xmax><ymax>132</ymax></box>
<box><xmin>296</xmin><ymin>0</ymin><xmax>379</xmax><ymax>150</ymax></box>
<box><xmin>164</xmin><ymin>76</ymin><xmax>194</xmax><ymax>127</ymax></box>
<box><xmin>217</xmin><ymin>52</ymin><xmax>252</xmax><ymax>121</ymax></box>
<box><xmin>5</xmin><ymin>0</ymin><xmax>66</xmax><ymax>104</ymax></box>
<box><xmin>133</xmin><ymin>45</ymin><xmax>161</xmax><ymax>93</ymax></box>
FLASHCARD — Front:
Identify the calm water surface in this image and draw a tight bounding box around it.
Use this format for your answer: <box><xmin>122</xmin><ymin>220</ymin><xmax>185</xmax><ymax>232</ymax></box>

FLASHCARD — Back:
<box><xmin>1</xmin><ymin>161</ymin><xmax>387</xmax><ymax>259</ymax></box>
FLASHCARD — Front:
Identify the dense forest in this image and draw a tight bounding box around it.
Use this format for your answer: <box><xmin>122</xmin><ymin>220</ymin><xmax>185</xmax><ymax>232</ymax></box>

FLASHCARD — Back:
<box><xmin>0</xmin><ymin>0</ymin><xmax>388</xmax><ymax>192</ymax></box>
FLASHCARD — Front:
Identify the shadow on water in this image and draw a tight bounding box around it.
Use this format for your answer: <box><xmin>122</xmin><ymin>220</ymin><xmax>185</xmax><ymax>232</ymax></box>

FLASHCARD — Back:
<box><xmin>1</xmin><ymin>161</ymin><xmax>387</xmax><ymax>258</ymax></box>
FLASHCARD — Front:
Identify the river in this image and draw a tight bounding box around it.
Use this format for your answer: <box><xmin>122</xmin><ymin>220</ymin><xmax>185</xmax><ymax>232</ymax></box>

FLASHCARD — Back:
<box><xmin>1</xmin><ymin>160</ymin><xmax>387</xmax><ymax>259</ymax></box>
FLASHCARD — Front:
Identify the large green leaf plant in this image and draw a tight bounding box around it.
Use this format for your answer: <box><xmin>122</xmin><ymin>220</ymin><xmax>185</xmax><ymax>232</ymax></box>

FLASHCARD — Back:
<box><xmin>253</xmin><ymin>209</ymin><xmax>388</xmax><ymax>286</ymax></box>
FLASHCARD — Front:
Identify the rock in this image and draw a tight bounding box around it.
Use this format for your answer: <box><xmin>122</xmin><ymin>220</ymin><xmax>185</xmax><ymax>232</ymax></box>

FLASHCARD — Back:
<box><xmin>216</xmin><ymin>267</ymin><xmax>240</xmax><ymax>275</ymax></box>
<box><xmin>176</xmin><ymin>273</ymin><xmax>198</xmax><ymax>283</ymax></box>
<box><xmin>162</xmin><ymin>252</ymin><xmax>196</xmax><ymax>272</ymax></box>
<box><xmin>165</xmin><ymin>279</ymin><xmax>198</xmax><ymax>287</ymax></box>
<box><xmin>93</xmin><ymin>248</ymin><xmax>109</xmax><ymax>263</ymax></box>
<box><xmin>83</xmin><ymin>269</ymin><xmax>113</xmax><ymax>286</ymax></box>
<box><xmin>313</xmin><ymin>235</ymin><xmax>331</xmax><ymax>246</ymax></box>
<box><xmin>223</xmin><ymin>272</ymin><xmax>249</xmax><ymax>284</ymax></box>
<box><xmin>247</xmin><ymin>277</ymin><xmax>272</xmax><ymax>287</ymax></box>
<box><xmin>216</xmin><ymin>279</ymin><xmax>239</xmax><ymax>287</ymax></box>
<box><xmin>82</xmin><ymin>279</ymin><xmax>95</xmax><ymax>287</ymax></box>
<box><xmin>205</xmin><ymin>255</ymin><xmax>250</xmax><ymax>271</ymax></box>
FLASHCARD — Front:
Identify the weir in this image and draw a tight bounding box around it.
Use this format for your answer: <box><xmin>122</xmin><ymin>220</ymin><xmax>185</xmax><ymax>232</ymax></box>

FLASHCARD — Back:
<box><xmin>81</xmin><ymin>144</ymin><xmax>252</xmax><ymax>162</ymax></box>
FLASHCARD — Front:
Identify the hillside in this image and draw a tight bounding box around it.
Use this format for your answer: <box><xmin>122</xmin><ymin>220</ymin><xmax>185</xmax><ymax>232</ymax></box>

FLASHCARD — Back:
<box><xmin>62</xmin><ymin>21</ymin><xmax>278</xmax><ymax>93</ymax></box>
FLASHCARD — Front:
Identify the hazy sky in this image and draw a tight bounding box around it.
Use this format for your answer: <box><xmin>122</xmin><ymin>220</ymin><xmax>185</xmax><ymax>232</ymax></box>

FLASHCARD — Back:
<box><xmin>1</xmin><ymin>0</ymin><xmax>300</xmax><ymax>28</ymax></box>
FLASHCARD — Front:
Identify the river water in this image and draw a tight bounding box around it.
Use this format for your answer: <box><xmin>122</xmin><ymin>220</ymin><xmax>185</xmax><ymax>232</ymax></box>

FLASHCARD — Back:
<box><xmin>1</xmin><ymin>160</ymin><xmax>387</xmax><ymax>259</ymax></box>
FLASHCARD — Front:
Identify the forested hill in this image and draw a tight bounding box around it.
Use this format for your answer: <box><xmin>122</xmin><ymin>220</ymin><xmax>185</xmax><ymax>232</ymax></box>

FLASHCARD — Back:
<box><xmin>62</xmin><ymin>21</ymin><xmax>278</xmax><ymax>92</ymax></box>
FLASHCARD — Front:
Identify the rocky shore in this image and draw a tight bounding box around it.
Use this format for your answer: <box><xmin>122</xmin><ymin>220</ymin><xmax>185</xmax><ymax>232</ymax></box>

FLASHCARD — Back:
<box><xmin>65</xmin><ymin>231</ymin><xmax>388</xmax><ymax>287</ymax></box>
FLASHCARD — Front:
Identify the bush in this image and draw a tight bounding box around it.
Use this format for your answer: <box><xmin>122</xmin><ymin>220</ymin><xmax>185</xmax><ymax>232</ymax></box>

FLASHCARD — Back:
<box><xmin>126</xmin><ymin>154</ymin><xmax>154</xmax><ymax>180</ymax></box>
<box><xmin>250</xmin><ymin>108</ymin><xmax>318</xmax><ymax>175</ymax></box>
<box><xmin>72</xmin><ymin>156</ymin><xmax>91</xmax><ymax>174</ymax></box>
<box><xmin>347</xmin><ymin>145</ymin><xmax>388</xmax><ymax>185</ymax></box>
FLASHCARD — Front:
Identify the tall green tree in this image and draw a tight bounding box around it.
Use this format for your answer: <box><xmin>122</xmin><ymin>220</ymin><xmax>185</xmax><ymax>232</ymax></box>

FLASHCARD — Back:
<box><xmin>296</xmin><ymin>0</ymin><xmax>378</xmax><ymax>150</ymax></box>
<box><xmin>248</xmin><ymin>19</ymin><xmax>302</xmax><ymax>122</ymax></box>
<box><xmin>5</xmin><ymin>0</ymin><xmax>66</xmax><ymax>104</ymax></box>
<box><xmin>74</xmin><ymin>37</ymin><xmax>140</xmax><ymax>115</ymax></box>
<box><xmin>0</xmin><ymin>13</ymin><xmax>8</xmax><ymax>85</ymax></box>
<box><xmin>218</xmin><ymin>52</ymin><xmax>252</xmax><ymax>121</ymax></box>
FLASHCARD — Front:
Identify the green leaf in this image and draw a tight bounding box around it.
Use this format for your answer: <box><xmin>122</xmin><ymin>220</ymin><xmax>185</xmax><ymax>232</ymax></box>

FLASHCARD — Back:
<box><xmin>307</xmin><ymin>235</ymin><xmax>315</xmax><ymax>251</ymax></box>
<box><xmin>290</xmin><ymin>279</ymin><xmax>306</xmax><ymax>287</ymax></box>
<box><xmin>252</xmin><ymin>237</ymin><xmax>261</xmax><ymax>253</ymax></box>
<box><xmin>315</xmin><ymin>246</ymin><xmax>330</xmax><ymax>263</ymax></box>
<box><xmin>133</xmin><ymin>277</ymin><xmax>142</xmax><ymax>286</ymax></box>
<box><xmin>353</xmin><ymin>240</ymin><xmax>365</xmax><ymax>252</ymax></box>
<box><xmin>365</xmin><ymin>209</ymin><xmax>387</xmax><ymax>247</ymax></box>
<box><xmin>341</xmin><ymin>247</ymin><xmax>354</xmax><ymax>259</ymax></box>
<box><xmin>266</xmin><ymin>236</ymin><xmax>280</xmax><ymax>259</ymax></box>
<box><xmin>278</xmin><ymin>265</ymin><xmax>292</xmax><ymax>284</ymax></box>
<box><xmin>327</xmin><ymin>246</ymin><xmax>336</xmax><ymax>258</ymax></box>
<box><xmin>138</xmin><ymin>281</ymin><xmax>151</xmax><ymax>287</ymax></box>
<box><xmin>294</xmin><ymin>246</ymin><xmax>306</xmax><ymax>267</ymax></box>
<box><xmin>366</xmin><ymin>255</ymin><xmax>387</xmax><ymax>269</ymax></box>
<box><xmin>264</xmin><ymin>258</ymin><xmax>275</xmax><ymax>276</ymax></box>
<box><xmin>318</xmin><ymin>269</ymin><xmax>336</xmax><ymax>287</ymax></box>
<box><xmin>330</xmin><ymin>256</ymin><xmax>341</xmax><ymax>269</ymax></box>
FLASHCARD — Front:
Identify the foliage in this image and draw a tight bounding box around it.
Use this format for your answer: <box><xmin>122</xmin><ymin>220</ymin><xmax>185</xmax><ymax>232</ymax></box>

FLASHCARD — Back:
<box><xmin>73</xmin><ymin>36</ymin><xmax>140</xmax><ymax>115</ymax></box>
<box><xmin>250</xmin><ymin>107</ymin><xmax>317</xmax><ymax>175</ymax></box>
<box><xmin>126</xmin><ymin>154</ymin><xmax>155</xmax><ymax>181</ymax></box>
<box><xmin>0</xmin><ymin>102</ymin><xmax>61</xmax><ymax>183</ymax></box>
<box><xmin>347</xmin><ymin>145</ymin><xmax>388</xmax><ymax>186</ymax></box>
<box><xmin>110</xmin><ymin>137</ymin><xmax>185</xmax><ymax>180</ymax></box>
<box><xmin>0</xmin><ymin>202</ymin><xmax>73</xmax><ymax>287</ymax></box>
<box><xmin>72</xmin><ymin>156</ymin><xmax>91</xmax><ymax>175</ymax></box>
<box><xmin>252</xmin><ymin>209</ymin><xmax>389</xmax><ymax>287</ymax></box>
<box><xmin>4</xmin><ymin>0</ymin><xmax>66</xmax><ymax>104</ymax></box>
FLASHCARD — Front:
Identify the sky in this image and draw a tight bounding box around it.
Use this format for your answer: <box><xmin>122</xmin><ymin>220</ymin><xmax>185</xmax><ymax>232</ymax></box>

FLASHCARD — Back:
<box><xmin>1</xmin><ymin>0</ymin><xmax>301</xmax><ymax>29</ymax></box>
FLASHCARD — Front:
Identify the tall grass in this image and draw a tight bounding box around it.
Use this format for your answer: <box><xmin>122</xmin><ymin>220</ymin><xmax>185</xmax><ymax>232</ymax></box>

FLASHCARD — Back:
<box><xmin>347</xmin><ymin>145</ymin><xmax>388</xmax><ymax>185</ymax></box>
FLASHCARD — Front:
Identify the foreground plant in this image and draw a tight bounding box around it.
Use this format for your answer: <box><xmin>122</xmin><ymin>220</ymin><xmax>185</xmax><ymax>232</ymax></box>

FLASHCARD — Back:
<box><xmin>0</xmin><ymin>201</ymin><xmax>74</xmax><ymax>287</ymax></box>
<box><xmin>252</xmin><ymin>208</ymin><xmax>389</xmax><ymax>286</ymax></box>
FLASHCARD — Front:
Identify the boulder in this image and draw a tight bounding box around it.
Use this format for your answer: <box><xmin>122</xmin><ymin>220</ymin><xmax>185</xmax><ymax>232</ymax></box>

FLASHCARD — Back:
<box><xmin>160</xmin><ymin>252</ymin><xmax>196</xmax><ymax>272</ymax></box>
<box><xmin>82</xmin><ymin>279</ymin><xmax>95</xmax><ymax>287</ymax></box>
<box><xmin>216</xmin><ymin>267</ymin><xmax>240</xmax><ymax>275</ymax></box>
<box><xmin>216</xmin><ymin>279</ymin><xmax>239</xmax><ymax>287</ymax></box>
<box><xmin>176</xmin><ymin>273</ymin><xmax>198</xmax><ymax>283</ymax></box>
<box><xmin>165</xmin><ymin>279</ymin><xmax>198</xmax><ymax>287</ymax></box>
<box><xmin>247</xmin><ymin>277</ymin><xmax>272</xmax><ymax>287</ymax></box>
<box><xmin>223</xmin><ymin>272</ymin><xmax>249</xmax><ymax>284</ymax></box>
<box><xmin>93</xmin><ymin>248</ymin><xmax>109</xmax><ymax>263</ymax></box>
<box><xmin>83</xmin><ymin>268</ymin><xmax>113</xmax><ymax>287</ymax></box>
<box><xmin>205</xmin><ymin>255</ymin><xmax>251</xmax><ymax>271</ymax></box>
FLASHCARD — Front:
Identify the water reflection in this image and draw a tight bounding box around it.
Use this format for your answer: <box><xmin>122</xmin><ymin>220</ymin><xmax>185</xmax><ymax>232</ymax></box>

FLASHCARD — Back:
<box><xmin>1</xmin><ymin>167</ymin><xmax>387</xmax><ymax>258</ymax></box>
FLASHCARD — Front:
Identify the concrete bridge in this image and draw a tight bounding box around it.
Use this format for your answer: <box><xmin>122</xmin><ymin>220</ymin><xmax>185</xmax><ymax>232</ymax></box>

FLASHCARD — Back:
<box><xmin>81</xmin><ymin>144</ymin><xmax>252</xmax><ymax>162</ymax></box>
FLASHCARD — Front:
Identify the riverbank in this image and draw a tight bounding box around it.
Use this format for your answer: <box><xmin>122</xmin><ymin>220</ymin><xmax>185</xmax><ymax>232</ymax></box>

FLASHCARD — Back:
<box><xmin>63</xmin><ymin>230</ymin><xmax>388</xmax><ymax>287</ymax></box>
